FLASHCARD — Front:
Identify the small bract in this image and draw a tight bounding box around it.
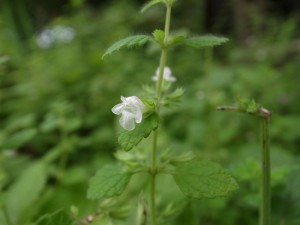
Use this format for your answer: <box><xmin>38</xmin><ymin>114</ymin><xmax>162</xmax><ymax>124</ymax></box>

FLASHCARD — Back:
<box><xmin>152</xmin><ymin>66</ymin><xmax>176</xmax><ymax>82</ymax></box>
<box><xmin>112</xmin><ymin>96</ymin><xmax>145</xmax><ymax>131</ymax></box>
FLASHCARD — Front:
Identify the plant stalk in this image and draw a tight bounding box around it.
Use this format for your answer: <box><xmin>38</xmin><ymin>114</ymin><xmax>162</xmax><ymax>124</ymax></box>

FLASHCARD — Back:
<box><xmin>150</xmin><ymin>4</ymin><xmax>172</xmax><ymax>225</ymax></box>
<box><xmin>260</xmin><ymin>117</ymin><xmax>271</xmax><ymax>225</ymax></box>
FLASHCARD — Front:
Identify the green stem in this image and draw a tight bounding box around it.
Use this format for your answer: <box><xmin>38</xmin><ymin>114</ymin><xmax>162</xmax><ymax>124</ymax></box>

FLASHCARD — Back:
<box><xmin>150</xmin><ymin>130</ymin><xmax>158</xmax><ymax>225</ymax></box>
<box><xmin>150</xmin><ymin>166</ymin><xmax>157</xmax><ymax>225</ymax></box>
<box><xmin>156</xmin><ymin>50</ymin><xmax>168</xmax><ymax>100</ymax></box>
<box><xmin>164</xmin><ymin>5</ymin><xmax>171</xmax><ymax>43</ymax></box>
<box><xmin>260</xmin><ymin>117</ymin><xmax>271</xmax><ymax>225</ymax></box>
<box><xmin>156</xmin><ymin>4</ymin><xmax>171</xmax><ymax>99</ymax></box>
<box><xmin>150</xmin><ymin>4</ymin><xmax>172</xmax><ymax>225</ymax></box>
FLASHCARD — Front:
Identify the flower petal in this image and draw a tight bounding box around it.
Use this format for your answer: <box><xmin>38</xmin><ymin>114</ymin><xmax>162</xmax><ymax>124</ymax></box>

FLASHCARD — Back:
<box><xmin>152</xmin><ymin>66</ymin><xmax>176</xmax><ymax>82</ymax></box>
<box><xmin>135</xmin><ymin>109</ymin><xmax>143</xmax><ymax>123</ymax></box>
<box><xmin>119</xmin><ymin>112</ymin><xmax>136</xmax><ymax>131</ymax></box>
<box><xmin>112</xmin><ymin>96</ymin><xmax>145</xmax><ymax>131</ymax></box>
<box><xmin>112</xmin><ymin>103</ymin><xmax>124</xmax><ymax>115</ymax></box>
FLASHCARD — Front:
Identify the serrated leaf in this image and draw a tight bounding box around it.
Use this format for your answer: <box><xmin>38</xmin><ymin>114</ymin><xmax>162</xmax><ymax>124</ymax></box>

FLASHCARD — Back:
<box><xmin>87</xmin><ymin>165</ymin><xmax>132</xmax><ymax>200</ymax></box>
<box><xmin>34</xmin><ymin>210</ymin><xmax>72</xmax><ymax>225</ymax></box>
<box><xmin>184</xmin><ymin>35</ymin><xmax>228</xmax><ymax>48</ymax></box>
<box><xmin>118</xmin><ymin>113</ymin><xmax>159</xmax><ymax>151</ymax></box>
<box><xmin>5</xmin><ymin>162</ymin><xmax>47</xmax><ymax>224</ymax></box>
<box><xmin>141</xmin><ymin>0</ymin><xmax>163</xmax><ymax>13</ymax></box>
<box><xmin>102</xmin><ymin>35</ymin><xmax>152</xmax><ymax>58</ymax></box>
<box><xmin>173</xmin><ymin>160</ymin><xmax>238</xmax><ymax>199</ymax></box>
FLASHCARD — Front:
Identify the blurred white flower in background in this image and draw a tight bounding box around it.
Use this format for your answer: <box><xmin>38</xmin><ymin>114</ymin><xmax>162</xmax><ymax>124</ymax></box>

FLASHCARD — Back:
<box><xmin>152</xmin><ymin>66</ymin><xmax>176</xmax><ymax>82</ymax></box>
<box><xmin>36</xmin><ymin>25</ymin><xmax>75</xmax><ymax>49</ymax></box>
<box><xmin>112</xmin><ymin>96</ymin><xmax>145</xmax><ymax>131</ymax></box>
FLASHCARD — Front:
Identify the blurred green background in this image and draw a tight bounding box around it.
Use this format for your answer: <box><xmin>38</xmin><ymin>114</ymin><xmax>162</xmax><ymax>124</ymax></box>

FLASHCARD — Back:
<box><xmin>0</xmin><ymin>0</ymin><xmax>300</xmax><ymax>224</ymax></box>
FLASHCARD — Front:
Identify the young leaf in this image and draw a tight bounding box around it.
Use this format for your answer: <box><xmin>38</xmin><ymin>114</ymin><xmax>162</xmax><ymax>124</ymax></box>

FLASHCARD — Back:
<box><xmin>152</xmin><ymin>29</ymin><xmax>165</xmax><ymax>46</ymax></box>
<box><xmin>184</xmin><ymin>35</ymin><xmax>229</xmax><ymax>48</ymax></box>
<box><xmin>141</xmin><ymin>0</ymin><xmax>163</xmax><ymax>13</ymax></box>
<box><xmin>102</xmin><ymin>35</ymin><xmax>152</xmax><ymax>58</ymax></box>
<box><xmin>118</xmin><ymin>112</ymin><xmax>159</xmax><ymax>152</ymax></box>
<box><xmin>173</xmin><ymin>160</ymin><xmax>238</xmax><ymax>199</ymax></box>
<box><xmin>92</xmin><ymin>213</ymin><xmax>114</xmax><ymax>225</ymax></box>
<box><xmin>87</xmin><ymin>165</ymin><xmax>132</xmax><ymax>200</ymax></box>
<box><xmin>162</xmin><ymin>88</ymin><xmax>185</xmax><ymax>107</ymax></box>
<box><xmin>237</xmin><ymin>96</ymin><xmax>261</xmax><ymax>114</ymax></box>
<box><xmin>167</xmin><ymin>88</ymin><xmax>184</xmax><ymax>100</ymax></box>
<box><xmin>34</xmin><ymin>210</ymin><xmax>72</xmax><ymax>225</ymax></box>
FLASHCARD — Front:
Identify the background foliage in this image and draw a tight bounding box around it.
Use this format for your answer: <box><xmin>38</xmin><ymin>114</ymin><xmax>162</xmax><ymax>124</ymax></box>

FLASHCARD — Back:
<box><xmin>0</xmin><ymin>0</ymin><xmax>300</xmax><ymax>224</ymax></box>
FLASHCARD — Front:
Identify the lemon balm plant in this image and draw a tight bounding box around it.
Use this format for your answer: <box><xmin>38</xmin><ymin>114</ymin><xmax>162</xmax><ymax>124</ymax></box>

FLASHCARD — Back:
<box><xmin>87</xmin><ymin>1</ymin><xmax>238</xmax><ymax>224</ymax></box>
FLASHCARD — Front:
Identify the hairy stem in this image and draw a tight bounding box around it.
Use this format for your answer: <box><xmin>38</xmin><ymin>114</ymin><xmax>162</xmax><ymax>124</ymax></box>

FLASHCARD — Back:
<box><xmin>151</xmin><ymin>4</ymin><xmax>172</xmax><ymax>225</ymax></box>
<box><xmin>260</xmin><ymin>117</ymin><xmax>271</xmax><ymax>225</ymax></box>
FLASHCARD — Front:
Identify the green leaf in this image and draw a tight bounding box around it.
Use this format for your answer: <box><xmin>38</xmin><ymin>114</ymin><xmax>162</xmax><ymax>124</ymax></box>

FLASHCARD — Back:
<box><xmin>92</xmin><ymin>213</ymin><xmax>114</xmax><ymax>225</ymax></box>
<box><xmin>141</xmin><ymin>0</ymin><xmax>163</xmax><ymax>13</ymax></box>
<box><xmin>102</xmin><ymin>35</ymin><xmax>152</xmax><ymax>58</ymax></box>
<box><xmin>162</xmin><ymin>88</ymin><xmax>185</xmax><ymax>107</ymax></box>
<box><xmin>152</xmin><ymin>29</ymin><xmax>165</xmax><ymax>46</ymax></box>
<box><xmin>5</xmin><ymin>162</ymin><xmax>48</xmax><ymax>224</ymax></box>
<box><xmin>118</xmin><ymin>113</ymin><xmax>159</xmax><ymax>152</ymax></box>
<box><xmin>184</xmin><ymin>35</ymin><xmax>229</xmax><ymax>48</ymax></box>
<box><xmin>173</xmin><ymin>160</ymin><xmax>238</xmax><ymax>199</ymax></box>
<box><xmin>237</xmin><ymin>97</ymin><xmax>261</xmax><ymax>114</ymax></box>
<box><xmin>167</xmin><ymin>88</ymin><xmax>184</xmax><ymax>100</ymax></box>
<box><xmin>34</xmin><ymin>210</ymin><xmax>72</xmax><ymax>225</ymax></box>
<box><xmin>167</xmin><ymin>34</ymin><xmax>185</xmax><ymax>47</ymax></box>
<box><xmin>2</xmin><ymin>128</ymin><xmax>37</xmax><ymax>149</ymax></box>
<box><xmin>87</xmin><ymin>165</ymin><xmax>132</xmax><ymax>200</ymax></box>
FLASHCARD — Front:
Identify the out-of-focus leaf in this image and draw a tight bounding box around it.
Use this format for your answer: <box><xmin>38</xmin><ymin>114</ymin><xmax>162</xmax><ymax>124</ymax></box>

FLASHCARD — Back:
<box><xmin>141</xmin><ymin>0</ymin><xmax>163</xmax><ymax>13</ymax></box>
<box><xmin>34</xmin><ymin>210</ymin><xmax>72</xmax><ymax>225</ymax></box>
<box><xmin>184</xmin><ymin>35</ymin><xmax>228</xmax><ymax>48</ymax></box>
<box><xmin>1</xmin><ymin>129</ymin><xmax>37</xmax><ymax>149</ymax></box>
<box><xmin>92</xmin><ymin>213</ymin><xmax>114</xmax><ymax>225</ymax></box>
<box><xmin>5</xmin><ymin>162</ymin><xmax>48</xmax><ymax>224</ymax></box>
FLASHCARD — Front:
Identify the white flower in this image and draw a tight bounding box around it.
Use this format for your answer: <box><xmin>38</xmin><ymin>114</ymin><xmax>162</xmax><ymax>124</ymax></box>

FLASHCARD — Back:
<box><xmin>152</xmin><ymin>66</ymin><xmax>176</xmax><ymax>82</ymax></box>
<box><xmin>52</xmin><ymin>26</ymin><xmax>75</xmax><ymax>43</ymax></box>
<box><xmin>36</xmin><ymin>26</ymin><xmax>75</xmax><ymax>49</ymax></box>
<box><xmin>112</xmin><ymin>96</ymin><xmax>145</xmax><ymax>131</ymax></box>
<box><xmin>36</xmin><ymin>29</ymin><xmax>54</xmax><ymax>49</ymax></box>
